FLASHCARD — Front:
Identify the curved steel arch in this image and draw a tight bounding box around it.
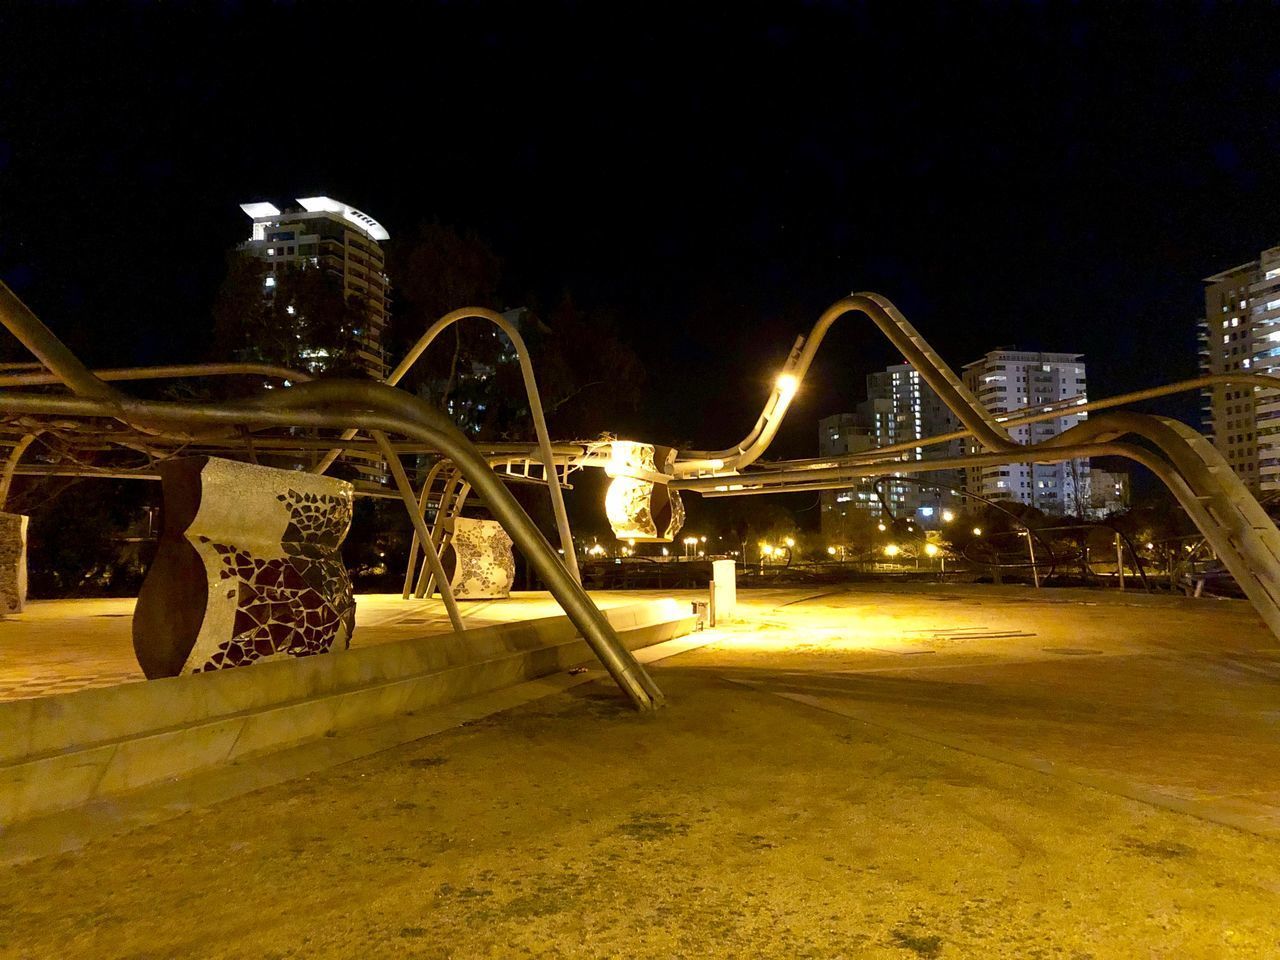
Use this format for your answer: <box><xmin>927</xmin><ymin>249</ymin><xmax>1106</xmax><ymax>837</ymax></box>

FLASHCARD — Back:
<box><xmin>312</xmin><ymin>306</ymin><xmax>580</xmax><ymax>583</ymax></box>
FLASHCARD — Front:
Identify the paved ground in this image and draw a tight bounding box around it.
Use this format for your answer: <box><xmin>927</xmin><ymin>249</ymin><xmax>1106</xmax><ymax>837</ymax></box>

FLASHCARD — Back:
<box><xmin>3</xmin><ymin>584</ymin><xmax>1280</xmax><ymax>958</ymax></box>
<box><xmin>0</xmin><ymin>592</ymin><xmax>650</xmax><ymax>700</ymax></box>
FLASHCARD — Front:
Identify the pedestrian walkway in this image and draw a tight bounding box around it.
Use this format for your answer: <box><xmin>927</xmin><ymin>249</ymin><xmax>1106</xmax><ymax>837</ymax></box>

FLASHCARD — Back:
<box><xmin>0</xmin><ymin>591</ymin><xmax>686</xmax><ymax>701</ymax></box>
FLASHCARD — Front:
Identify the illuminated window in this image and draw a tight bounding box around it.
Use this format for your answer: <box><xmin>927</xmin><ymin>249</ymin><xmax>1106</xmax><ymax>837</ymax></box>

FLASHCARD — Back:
<box><xmin>264</xmin><ymin>276</ymin><xmax>276</xmax><ymax>288</ymax></box>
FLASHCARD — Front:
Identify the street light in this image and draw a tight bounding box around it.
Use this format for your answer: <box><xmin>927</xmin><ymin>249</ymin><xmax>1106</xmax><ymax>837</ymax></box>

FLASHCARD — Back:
<box><xmin>884</xmin><ymin>544</ymin><xmax>900</xmax><ymax>557</ymax></box>
<box><xmin>972</xmin><ymin>527</ymin><xmax>983</xmax><ymax>537</ymax></box>
<box><xmin>827</xmin><ymin>546</ymin><xmax>837</xmax><ymax>556</ymax></box>
<box><xmin>924</xmin><ymin>543</ymin><xmax>940</xmax><ymax>557</ymax></box>
<box><xmin>942</xmin><ymin>509</ymin><xmax>955</xmax><ymax>523</ymax></box>
<box><xmin>877</xmin><ymin>523</ymin><xmax>887</xmax><ymax>532</ymax></box>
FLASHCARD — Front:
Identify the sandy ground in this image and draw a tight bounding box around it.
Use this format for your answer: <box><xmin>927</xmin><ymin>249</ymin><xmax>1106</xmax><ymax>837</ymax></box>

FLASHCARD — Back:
<box><xmin>3</xmin><ymin>584</ymin><xmax>1280</xmax><ymax>958</ymax></box>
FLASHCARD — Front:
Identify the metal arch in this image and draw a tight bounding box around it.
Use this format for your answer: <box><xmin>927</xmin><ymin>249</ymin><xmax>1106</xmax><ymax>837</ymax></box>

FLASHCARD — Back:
<box><xmin>675</xmin><ymin>292</ymin><xmax>1014</xmax><ymax>476</ymax></box>
<box><xmin>312</xmin><ymin>306</ymin><xmax>580</xmax><ymax>584</ymax></box>
<box><xmin>0</xmin><ymin>432</ymin><xmax>40</xmax><ymax>510</ymax></box>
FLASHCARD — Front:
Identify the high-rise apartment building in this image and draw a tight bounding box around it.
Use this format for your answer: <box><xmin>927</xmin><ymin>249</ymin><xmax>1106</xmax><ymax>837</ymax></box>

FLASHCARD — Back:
<box><xmin>818</xmin><ymin>363</ymin><xmax>966</xmax><ymax>537</ymax></box>
<box><xmin>961</xmin><ymin>350</ymin><xmax>1089</xmax><ymax>515</ymax></box>
<box><xmin>239</xmin><ymin>197</ymin><xmax>391</xmax><ymax>380</ymax></box>
<box><xmin>1197</xmin><ymin>244</ymin><xmax>1280</xmax><ymax>491</ymax></box>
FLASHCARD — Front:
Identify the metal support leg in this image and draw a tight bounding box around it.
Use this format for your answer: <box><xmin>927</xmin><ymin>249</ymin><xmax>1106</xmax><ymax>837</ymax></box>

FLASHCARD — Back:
<box><xmin>373</xmin><ymin>430</ymin><xmax>464</xmax><ymax>633</ymax></box>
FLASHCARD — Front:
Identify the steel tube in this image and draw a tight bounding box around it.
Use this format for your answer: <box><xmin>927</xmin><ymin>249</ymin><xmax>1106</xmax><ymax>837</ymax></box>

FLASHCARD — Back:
<box><xmin>372</xmin><ymin>430</ymin><xmax>464</xmax><ymax>631</ymax></box>
<box><xmin>0</xmin><ymin>282</ymin><xmax>119</xmax><ymax>400</ymax></box>
<box><xmin>0</xmin><ymin>362</ymin><xmax>312</xmax><ymax>387</ymax></box>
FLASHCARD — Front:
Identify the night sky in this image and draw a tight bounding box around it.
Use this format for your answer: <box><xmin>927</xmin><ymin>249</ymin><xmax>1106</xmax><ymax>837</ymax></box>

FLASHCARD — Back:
<box><xmin>3</xmin><ymin>2</ymin><xmax>1280</xmax><ymax>462</ymax></box>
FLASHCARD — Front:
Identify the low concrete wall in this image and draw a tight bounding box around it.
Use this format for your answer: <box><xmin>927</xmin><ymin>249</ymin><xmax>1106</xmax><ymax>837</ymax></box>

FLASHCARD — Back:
<box><xmin>0</xmin><ymin>599</ymin><xmax>695</xmax><ymax>828</ymax></box>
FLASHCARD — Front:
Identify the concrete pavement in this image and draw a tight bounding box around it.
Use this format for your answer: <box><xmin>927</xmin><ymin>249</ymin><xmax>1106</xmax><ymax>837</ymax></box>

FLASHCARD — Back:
<box><xmin>2</xmin><ymin>583</ymin><xmax>1279</xmax><ymax>958</ymax></box>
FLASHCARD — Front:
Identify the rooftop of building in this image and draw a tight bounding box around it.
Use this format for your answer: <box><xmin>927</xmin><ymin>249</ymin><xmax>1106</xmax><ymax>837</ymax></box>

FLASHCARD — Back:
<box><xmin>240</xmin><ymin>196</ymin><xmax>389</xmax><ymax>242</ymax></box>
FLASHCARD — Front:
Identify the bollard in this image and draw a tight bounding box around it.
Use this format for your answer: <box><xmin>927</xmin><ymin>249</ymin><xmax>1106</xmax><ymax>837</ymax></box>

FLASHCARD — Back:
<box><xmin>711</xmin><ymin>558</ymin><xmax>737</xmax><ymax>626</ymax></box>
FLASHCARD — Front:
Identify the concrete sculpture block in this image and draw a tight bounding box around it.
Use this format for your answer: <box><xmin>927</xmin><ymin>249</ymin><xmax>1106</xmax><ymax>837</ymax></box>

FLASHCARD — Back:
<box><xmin>448</xmin><ymin>516</ymin><xmax>515</xmax><ymax>600</ymax></box>
<box><xmin>604</xmin><ymin>440</ymin><xmax>685</xmax><ymax>542</ymax></box>
<box><xmin>133</xmin><ymin>457</ymin><xmax>356</xmax><ymax>678</ymax></box>
<box><xmin>0</xmin><ymin>512</ymin><xmax>28</xmax><ymax>614</ymax></box>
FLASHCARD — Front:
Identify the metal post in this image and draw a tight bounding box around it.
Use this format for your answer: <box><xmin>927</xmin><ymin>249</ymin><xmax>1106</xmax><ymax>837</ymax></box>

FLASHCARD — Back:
<box><xmin>1115</xmin><ymin>532</ymin><xmax>1126</xmax><ymax>591</ymax></box>
<box><xmin>1026</xmin><ymin>530</ymin><xmax>1040</xmax><ymax>589</ymax></box>
<box><xmin>371</xmin><ymin>430</ymin><xmax>464</xmax><ymax>633</ymax></box>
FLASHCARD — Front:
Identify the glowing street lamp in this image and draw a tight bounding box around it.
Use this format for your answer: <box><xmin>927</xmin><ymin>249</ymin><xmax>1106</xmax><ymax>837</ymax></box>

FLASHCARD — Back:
<box><xmin>972</xmin><ymin>527</ymin><xmax>983</xmax><ymax>537</ymax></box>
<box><xmin>942</xmin><ymin>509</ymin><xmax>955</xmax><ymax>523</ymax></box>
<box><xmin>884</xmin><ymin>544</ymin><xmax>900</xmax><ymax>558</ymax></box>
<box><xmin>877</xmin><ymin>523</ymin><xmax>887</xmax><ymax>532</ymax></box>
<box><xmin>924</xmin><ymin>543</ymin><xmax>940</xmax><ymax>557</ymax></box>
<box><xmin>827</xmin><ymin>546</ymin><xmax>837</xmax><ymax>556</ymax></box>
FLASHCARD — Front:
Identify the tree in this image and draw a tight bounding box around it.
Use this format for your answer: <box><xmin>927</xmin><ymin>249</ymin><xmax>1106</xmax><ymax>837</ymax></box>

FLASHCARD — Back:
<box><xmin>385</xmin><ymin>221</ymin><xmax>504</xmax><ymax>405</ymax></box>
<box><xmin>211</xmin><ymin>253</ymin><xmax>363</xmax><ymax>378</ymax></box>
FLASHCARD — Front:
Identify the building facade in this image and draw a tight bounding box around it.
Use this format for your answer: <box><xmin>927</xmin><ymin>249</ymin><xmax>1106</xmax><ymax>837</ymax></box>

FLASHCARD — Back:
<box><xmin>961</xmin><ymin>349</ymin><xmax>1090</xmax><ymax>515</ymax></box>
<box><xmin>1088</xmin><ymin>468</ymin><xmax>1130</xmax><ymax>518</ymax></box>
<box><xmin>239</xmin><ymin>197</ymin><xmax>391</xmax><ymax>381</ymax></box>
<box><xmin>818</xmin><ymin>363</ymin><xmax>966</xmax><ymax>538</ymax></box>
<box><xmin>1197</xmin><ymin>244</ymin><xmax>1280</xmax><ymax>492</ymax></box>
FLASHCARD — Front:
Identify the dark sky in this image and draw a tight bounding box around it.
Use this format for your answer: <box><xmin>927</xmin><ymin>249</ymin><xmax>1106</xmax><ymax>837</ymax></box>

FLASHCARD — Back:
<box><xmin>3</xmin><ymin>2</ymin><xmax>1280</xmax><ymax>462</ymax></box>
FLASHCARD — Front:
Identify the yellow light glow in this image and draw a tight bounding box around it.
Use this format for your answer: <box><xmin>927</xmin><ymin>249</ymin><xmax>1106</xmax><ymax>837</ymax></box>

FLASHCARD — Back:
<box><xmin>775</xmin><ymin>373</ymin><xmax>798</xmax><ymax>398</ymax></box>
<box><xmin>827</xmin><ymin>546</ymin><xmax>837</xmax><ymax>555</ymax></box>
<box><xmin>1145</xmin><ymin>542</ymin><xmax>1154</xmax><ymax>550</ymax></box>
<box><xmin>925</xmin><ymin>543</ymin><xmax>940</xmax><ymax>557</ymax></box>
<box><xmin>761</xmin><ymin>544</ymin><xmax>775</xmax><ymax>556</ymax></box>
<box><xmin>784</xmin><ymin>537</ymin><xmax>795</xmax><ymax>548</ymax></box>
<box><xmin>972</xmin><ymin>527</ymin><xmax>983</xmax><ymax>536</ymax></box>
<box><xmin>877</xmin><ymin>523</ymin><xmax>886</xmax><ymax>532</ymax></box>
<box><xmin>884</xmin><ymin>544</ymin><xmax>900</xmax><ymax>557</ymax></box>
<box><xmin>942</xmin><ymin>510</ymin><xmax>955</xmax><ymax>523</ymax></box>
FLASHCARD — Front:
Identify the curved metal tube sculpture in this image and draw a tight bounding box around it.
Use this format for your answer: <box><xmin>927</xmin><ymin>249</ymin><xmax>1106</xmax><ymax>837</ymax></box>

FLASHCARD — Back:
<box><xmin>0</xmin><ymin>282</ymin><xmax>660</xmax><ymax>710</ymax></box>
<box><xmin>311</xmin><ymin>307</ymin><xmax>580</xmax><ymax>584</ymax></box>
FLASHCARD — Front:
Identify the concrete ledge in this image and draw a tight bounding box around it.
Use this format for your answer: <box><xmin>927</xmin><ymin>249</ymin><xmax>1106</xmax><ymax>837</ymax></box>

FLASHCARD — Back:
<box><xmin>0</xmin><ymin>599</ymin><xmax>695</xmax><ymax>828</ymax></box>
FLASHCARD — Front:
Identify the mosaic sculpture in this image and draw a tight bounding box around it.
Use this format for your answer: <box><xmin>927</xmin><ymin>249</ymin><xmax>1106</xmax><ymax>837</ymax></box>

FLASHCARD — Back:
<box><xmin>447</xmin><ymin>516</ymin><xmax>515</xmax><ymax>599</ymax></box>
<box><xmin>604</xmin><ymin>440</ymin><xmax>685</xmax><ymax>542</ymax></box>
<box><xmin>133</xmin><ymin>457</ymin><xmax>356</xmax><ymax>678</ymax></box>
<box><xmin>0</xmin><ymin>511</ymin><xmax>27</xmax><ymax>614</ymax></box>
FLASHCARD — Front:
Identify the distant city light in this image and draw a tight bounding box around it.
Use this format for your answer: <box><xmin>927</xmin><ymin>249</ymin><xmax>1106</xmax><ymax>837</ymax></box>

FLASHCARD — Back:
<box><xmin>942</xmin><ymin>509</ymin><xmax>955</xmax><ymax>523</ymax></box>
<box><xmin>924</xmin><ymin>543</ymin><xmax>940</xmax><ymax>557</ymax></box>
<box><xmin>884</xmin><ymin>544</ymin><xmax>900</xmax><ymax>557</ymax></box>
<box><xmin>972</xmin><ymin>527</ymin><xmax>983</xmax><ymax>536</ymax></box>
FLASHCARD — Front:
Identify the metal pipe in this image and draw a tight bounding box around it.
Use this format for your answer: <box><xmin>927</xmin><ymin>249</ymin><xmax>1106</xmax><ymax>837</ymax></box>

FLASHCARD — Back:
<box><xmin>402</xmin><ymin>459</ymin><xmax>449</xmax><ymax>599</ymax></box>
<box><xmin>371</xmin><ymin>430</ymin><xmax>464</xmax><ymax>631</ymax></box>
<box><xmin>0</xmin><ymin>432</ymin><xmax>39</xmax><ymax>509</ymax></box>
<box><xmin>311</xmin><ymin>307</ymin><xmax>581</xmax><ymax>584</ymax></box>
<box><xmin>0</xmin><ymin>362</ymin><xmax>313</xmax><ymax>387</ymax></box>
<box><xmin>0</xmin><ymin>281</ymin><xmax>119</xmax><ymax>400</ymax></box>
<box><xmin>694</xmin><ymin>370</ymin><xmax>1280</xmax><ymax>479</ymax></box>
<box><xmin>0</xmin><ymin>383</ymin><xmax>663</xmax><ymax>709</ymax></box>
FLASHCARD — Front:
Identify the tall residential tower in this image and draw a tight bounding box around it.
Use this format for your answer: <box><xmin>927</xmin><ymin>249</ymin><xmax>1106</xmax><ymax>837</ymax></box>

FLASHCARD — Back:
<box><xmin>239</xmin><ymin>197</ymin><xmax>391</xmax><ymax>381</ymax></box>
<box><xmin>1197</xmin><ymin>244</ymin><xmax>1280</xmax><ymax>492</ymax></box>
<box><xmin>961</xmin><ymin>349</ymin><xmax>1089</xmax><ymax>515</ymax></box>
